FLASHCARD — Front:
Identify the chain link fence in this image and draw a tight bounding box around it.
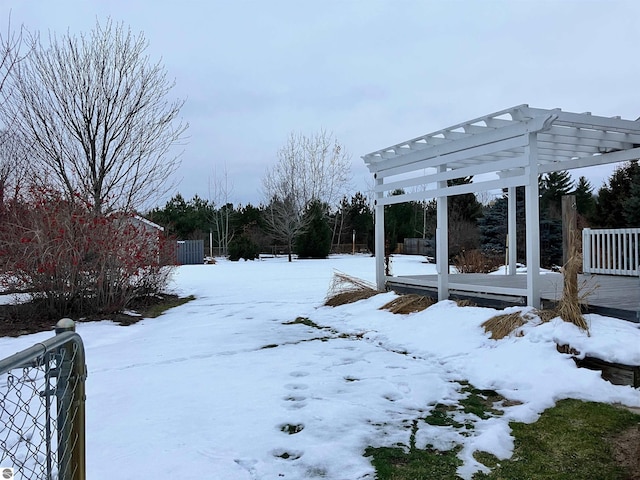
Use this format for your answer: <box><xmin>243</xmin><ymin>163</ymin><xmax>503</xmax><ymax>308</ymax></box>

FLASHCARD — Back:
<box><xmin>0</xmin><ymin>319</ymin><xmax>86</xmax><ymax>480</ymax></box>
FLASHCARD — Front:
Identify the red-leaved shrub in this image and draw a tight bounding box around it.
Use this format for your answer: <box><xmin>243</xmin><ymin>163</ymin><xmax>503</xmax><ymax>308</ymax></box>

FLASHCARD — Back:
<box><xmin>0</xmin><ymin>187</ymin><xmax>175</xmax><ymax>318</ymax></box>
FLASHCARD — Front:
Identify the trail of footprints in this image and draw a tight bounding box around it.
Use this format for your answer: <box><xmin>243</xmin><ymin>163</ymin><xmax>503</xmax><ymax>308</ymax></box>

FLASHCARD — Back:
<box><xmin>271</xmin><ymin>370</ymin><xmax>310</xmax><ymax>462</ymax></box>
<box><xmin>273</xmin><ymin>362</ymin><xmax>413</xmax><ymax>464</ymax></box>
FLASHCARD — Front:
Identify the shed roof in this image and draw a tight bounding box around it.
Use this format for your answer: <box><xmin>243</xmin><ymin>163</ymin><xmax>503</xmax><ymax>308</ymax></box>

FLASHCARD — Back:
<box><xmin>363</xmin><ymin>105</ymin><xmax>640</xmax><ymax>206</ymax></box>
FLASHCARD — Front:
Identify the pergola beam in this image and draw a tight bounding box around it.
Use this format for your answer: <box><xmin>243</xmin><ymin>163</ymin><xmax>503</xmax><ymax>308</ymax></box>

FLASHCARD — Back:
<box><xmin>377</xmin><ymin>175</ymin><xmax>527</xmax><ymax>207</ymax></box>
<box><xmin>376</xmin><ymin>155</ymin><xmax>528</xmax><ymax>195</ymax></box>
<box><xmin>364</xmin><ymin>113</ymin><xmax>556</xmax><ymax>173</ymax></box>
<box><xmin>538</xmin><ymin>146</ymin><xmax>640</xmax><ymax>174</ymax></box>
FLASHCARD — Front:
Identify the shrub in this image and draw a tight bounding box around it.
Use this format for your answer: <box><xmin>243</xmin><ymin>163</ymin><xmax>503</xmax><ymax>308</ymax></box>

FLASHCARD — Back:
<box><xmin>0</xmin><ymin>187</ymin><xmax>175</xmax><ymax>318</ymax></box>
<box><xmin>296</xmin><ymin>200</ymin><xmax>331</xmax><ymax>259</ymax></box>
<box><xmin>228</xmin><ymin>234</ymin><xmax>260</xmax><ymax>261</ymax></box>
<box><xmin>453</xmin><ymin>249</ymin><xmax>502</xmax><ymax>273</ymax></box>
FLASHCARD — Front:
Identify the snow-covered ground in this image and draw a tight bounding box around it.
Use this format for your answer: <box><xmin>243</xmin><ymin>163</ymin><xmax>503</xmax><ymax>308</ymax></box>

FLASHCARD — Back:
<box><xmin>1</xmin><ymin>254</ymin><xmax>639</xmax><ymax>479</ymax></box>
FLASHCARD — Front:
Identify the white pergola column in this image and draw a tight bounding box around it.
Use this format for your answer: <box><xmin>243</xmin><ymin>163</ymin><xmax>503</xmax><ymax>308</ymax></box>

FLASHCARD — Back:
<box><xmin>436</xmin><ymin>165</ymin><xmax>449</xmax><ymax>300</ymax></box>
<box><xmin>524</xmin><ymin>133</ymin><xmax>541</xmax><ymax>308</ymax></box>
<box><xmin>374</xmin><ymin>174</ymin><xmax>386</xmax><ymax>291</ymax></box>
<box><xmin>507</xmin><ymin>186</ymin><xmax>517</xmax><ymax>275</ymax></box>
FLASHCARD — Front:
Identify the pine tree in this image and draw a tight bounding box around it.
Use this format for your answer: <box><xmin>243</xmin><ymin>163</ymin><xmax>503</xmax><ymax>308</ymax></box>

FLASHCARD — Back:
<box><xmin>595</xmin><ymin>160</ymin><xmax>640</xmax><ymax>227</ymax></box>
<box><xmin>447</xmin><ymin>177</ymin><xmax>483</xmax><ymax>257</ymax></box>
<box><xmin>573</xmin><ymin>176</ymin><xmax>596</xmax><ymax>219</ymax></box>
<box><xmin>479</xmin><ymin>196</ymin><xmax>508</xmax><ymax>255</ymax></box>
<box><xmin>539</xmin><ymin>171</ymin><xmax>573</xmax><ymax>219</ymax></box>
<box><xmin>622</xmin><ymin>163</ymin><xmax>640</xmax><ymax>226</ymax></box>
<box><xmin>345</xmin><ymin>192</ymin><xmax>373</xmax><ymax>250</ymax></box>
<box><xmin>384</xmin><ymin>189</ymin><xmax>419</xmax><ymax>253</ymax></box>
<box><xmin>296</xmin><ymin>200</ymin><xmax>332</xmax><ymax>258</ymax></box>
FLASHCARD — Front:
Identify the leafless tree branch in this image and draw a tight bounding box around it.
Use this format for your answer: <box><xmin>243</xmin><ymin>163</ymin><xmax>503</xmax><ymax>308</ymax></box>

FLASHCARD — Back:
<box><xmin>1</xmin><ymin>18</ymin><xmax>188</xmax><ymax>214</ymax></box>
<box><xmin>262</xmin><ymin>130</ymin><xmax>352</xmax><ymax>260</ymax></box>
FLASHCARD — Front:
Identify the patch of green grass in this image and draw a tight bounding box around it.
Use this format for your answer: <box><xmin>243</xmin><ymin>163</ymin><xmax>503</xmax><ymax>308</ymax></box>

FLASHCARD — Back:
<box><xmin>283</xmin><ymin>317</ymin><xmax>341</xmax><ymax>338</ymax></box>
<box><xmin>424</xmin><ymin>383</ymin><xmax>506</xmax><ymax>429</ymax></box>
<box><xmin>473</xmin><ymin>399</ymin><xmax>640</xmax><ymax>480</ymax></box>
<box><xmin>459</xmin><ymin>385</ymin><xmax>504</xmax><ymax>419</ymax></box>
<box><xmin>283</xmin><ymin>316</ymin><xmax>324</xmax><ymax>329</ymax></box>
<box><xmin>144</xmin><ymin>295</ymin><xmax>196</xmax><ymax>318</ymax></box>
<box><xmin>365</xmin><ymin>445</ymin><xmax>463</xmax><ymax>480</ymax></box>
<box><xmin>425</xmin><ymin>404</ymin><xmax>463</xmax><ymax>428</ymax></box>
<box><xmin>367</xmin><ymin>386</ymin><xmax>640</xmax><ymax>480</ymax></box>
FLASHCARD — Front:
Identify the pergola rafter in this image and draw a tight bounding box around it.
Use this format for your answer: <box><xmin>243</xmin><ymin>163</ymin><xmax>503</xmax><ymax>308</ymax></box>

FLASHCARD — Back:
<box><xmin>363</xmin><ymin>104</ymin><xmax>640</xmax><ymax>307</ymax></box>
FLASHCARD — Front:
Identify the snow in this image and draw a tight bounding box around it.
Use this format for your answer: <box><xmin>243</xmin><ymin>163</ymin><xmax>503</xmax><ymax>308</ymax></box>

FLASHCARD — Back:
<box><xmin>1</xmin><ymin>254</ymin><xmax>639</xmax><ymax>479</ymax></box>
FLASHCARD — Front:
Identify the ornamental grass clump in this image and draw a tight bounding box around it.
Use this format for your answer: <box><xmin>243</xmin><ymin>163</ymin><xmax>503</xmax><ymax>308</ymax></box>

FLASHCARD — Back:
<box><xmin>380</xmin><ymin>294</ymin><xmax>435</xmax><ymax>314</ymax></box>
<box><xmin>555</xmin><ymin>233</ymin><xmax>591</xmax><ymax>334</ymax></box>
<box><xmin>481</xmin><ymin>312</ymin><xmax>526</xmax><ymax>340</ymax></box>
<box><xmin>324</xmin><ymin>271</ymin><xmax>378</xmax><ymax>307</ymax></box>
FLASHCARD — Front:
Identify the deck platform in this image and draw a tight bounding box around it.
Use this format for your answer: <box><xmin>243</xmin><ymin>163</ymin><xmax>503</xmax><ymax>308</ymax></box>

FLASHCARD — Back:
<box><xmin>387</xmin><ymin>273</ymin><xmax>640</xmax><ymax>322</ymax></box>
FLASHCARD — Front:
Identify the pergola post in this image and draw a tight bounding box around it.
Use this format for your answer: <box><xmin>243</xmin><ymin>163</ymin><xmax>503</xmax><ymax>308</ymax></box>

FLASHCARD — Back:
<box><xmin>436</xmin><ymin>165</ymin><xmax>449</xmax><ymax>300</ymax></box>
<box><xmin>374</xmin><ymin>174</ymin><xmax>386</xmax><ymax>291</ymax></box>
<box><xmin>507</xmin><ymin>186</ymin><xmax>517</xmax><ymax>275</ymax></box>
<box><xmin>524</xmin><ymin>133</ymin><xmax>541</xmax><ymax>308</ymax></box>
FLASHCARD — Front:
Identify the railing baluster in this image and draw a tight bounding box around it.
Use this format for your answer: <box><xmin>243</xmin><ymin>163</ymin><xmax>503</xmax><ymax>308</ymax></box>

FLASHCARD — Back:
<box><xmin>582</xmin><ymin>228</ymin><xmax>640</xmax><ymax>276</ymax></box>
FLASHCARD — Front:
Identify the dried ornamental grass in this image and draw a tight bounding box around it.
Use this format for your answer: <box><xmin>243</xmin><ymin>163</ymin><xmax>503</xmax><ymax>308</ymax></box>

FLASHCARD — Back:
<box><xmin>535</xmin><ymin>308</ymin><xmax>558</xmax><ymax>323</ymax></box>
<box><xmin>556</xmin><ymin>233</ymin><xmax>590</xmax><ymax>335</ymax></box>
<box><xmin>380</xmin><ymin>294</ymin><xmax>435</xmax><ymax>314</ymax></box>
<box><xmin>324</xmin><ymin>271</ymin><xmax>378</xmax><ymax>307</ymax></box>
<box><xmin>455</xmin><ymin>299</ymin><xmax>476</xmax><ymax>307</ymax></box>
<box><xmin>481</xmin><ymin>312</ymin><xmax>526</xmax><ymax>340</ymax></box>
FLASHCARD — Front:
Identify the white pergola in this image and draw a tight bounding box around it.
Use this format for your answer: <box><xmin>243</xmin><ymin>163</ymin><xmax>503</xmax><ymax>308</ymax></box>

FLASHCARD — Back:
<box><xmin>363</xmin><ymin>105</ymin><xmax>640</xmax><ymax>307</ymax></box>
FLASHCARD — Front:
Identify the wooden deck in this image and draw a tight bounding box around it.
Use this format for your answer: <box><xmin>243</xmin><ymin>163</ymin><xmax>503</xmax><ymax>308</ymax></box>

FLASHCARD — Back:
<box><xmin>387</xmin><ymin>273</ymin><xmax>640</xmax><ymax>322</ymax></box>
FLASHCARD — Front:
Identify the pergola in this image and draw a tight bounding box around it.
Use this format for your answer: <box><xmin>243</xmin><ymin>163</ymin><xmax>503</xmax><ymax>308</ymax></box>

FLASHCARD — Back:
<box><xmin>363</xmin><ymin>105</ymin><xmax>640</xmax><ymax>307</ymax></box>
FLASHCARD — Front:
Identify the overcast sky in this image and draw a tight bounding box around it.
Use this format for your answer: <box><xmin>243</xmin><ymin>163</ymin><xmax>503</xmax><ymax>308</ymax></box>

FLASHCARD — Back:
<box><xmin>3</xmin><ymin>0</ymin><xmax>639</xmax><ymax>208</ymax></box>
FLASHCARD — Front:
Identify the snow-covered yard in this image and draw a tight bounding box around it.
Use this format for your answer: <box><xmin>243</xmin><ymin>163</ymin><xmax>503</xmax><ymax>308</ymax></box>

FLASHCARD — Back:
<box><xmin>1</xmin><ymin>254</ymin><xmax>639</xmax><ymax>479</ymax></box>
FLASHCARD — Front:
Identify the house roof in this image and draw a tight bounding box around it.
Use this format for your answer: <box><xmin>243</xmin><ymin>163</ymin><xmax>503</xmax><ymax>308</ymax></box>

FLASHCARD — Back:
<box><xmin>133</xmin><ymin>215</ymin><xmax>165</xmax><ymax>232</ymax></box>
<box><xmin>363</xmin><ymin>105</ymin><xmax>640</xmax><ymax>206</ymax></box>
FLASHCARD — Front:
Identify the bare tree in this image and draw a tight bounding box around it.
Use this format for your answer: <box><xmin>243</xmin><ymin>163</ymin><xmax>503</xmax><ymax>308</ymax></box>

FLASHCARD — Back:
<box><xmin>262</xmin><ymin>130</ymin><xmax>352</xmax><ymax>261</ymax></box>
<box><xmin>1</xmin><ymin>19</ymin><xmax>187</xmax><ymax>214</ymax></box>
<box><xmin>0</xmin><ymin>16</ymin><xmax>31</xmax><ymax>205</ymax></box>
<box><xmin>0</xmin><ymin>15</ymin><xmax>29</xmax><ymax>105</ymax></box>
<box><xmin>209</xmin><ymin>163</ymin><xmax>235</xmax><ymax>256</ymax></box>
<box><xmin>0</xmin><ymin>129</ymin><xmax>28</xmax><ymax>204</ymax></box>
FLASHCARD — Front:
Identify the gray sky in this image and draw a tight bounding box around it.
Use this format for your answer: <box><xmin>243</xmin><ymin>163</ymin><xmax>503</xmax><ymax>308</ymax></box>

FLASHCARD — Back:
<box><xmin>3</xmin><ymin>0</ymin><xmax>639</xmax><ymax>208</ymax></box>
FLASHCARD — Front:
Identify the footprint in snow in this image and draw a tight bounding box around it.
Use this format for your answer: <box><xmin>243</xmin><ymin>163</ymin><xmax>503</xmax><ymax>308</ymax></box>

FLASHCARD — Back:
<box><xmin>271</xmin><ymin>449</ymin><xmax>303</xmax><ymax>461</ymax></box>
<box><xmin>284</xmin><ymin>383</ymin><xmax>309</xmax><ymax>390</ymax></box>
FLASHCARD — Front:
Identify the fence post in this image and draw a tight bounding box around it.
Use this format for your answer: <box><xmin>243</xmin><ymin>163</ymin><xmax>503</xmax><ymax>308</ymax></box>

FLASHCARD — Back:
<box><xmin>55</xmin><ymin>318</ymin><xmax>86</xmax><ymax>480</ymax></box>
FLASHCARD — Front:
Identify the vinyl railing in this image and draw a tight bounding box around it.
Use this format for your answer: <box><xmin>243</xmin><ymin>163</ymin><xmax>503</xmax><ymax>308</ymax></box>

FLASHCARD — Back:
<box><xmin>582</xmin><ymin>228</ymin><xmax>640</xmax><ymax>276</ymax></box>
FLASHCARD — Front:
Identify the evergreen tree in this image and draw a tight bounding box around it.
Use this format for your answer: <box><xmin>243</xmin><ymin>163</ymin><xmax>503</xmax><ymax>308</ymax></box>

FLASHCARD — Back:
<box><xmin>539</xmin><ymin>211</ymin><xmax>563</xmax><ymax>267</ymax></box>
<box><xmin>146</xmin><ymin>194</ymin><xmax>215</xmax><ymax>241</ymax></box>
<box><xmin>447</xmin><ymin>177</ymin><xmax>483</xmax><ymax>257</ymax></box>
<box><xmin>228</xmin><ymin>234</ymin><xmax>260</xmax><ymax>261</ymax></box>
<box><xmin>539</xmin><ymin>171</ymin><xmax>573</xmax><ymax>219</ymax></box>
<box><xmin>345</xmin><ymin>192</ymin><xmax>373</xmax><ymax>250</ymax></box>
<box><xmin>384</xmin><ymin>189</ymin><xmax>421</xmax><ymax>253</ymax></box>
<box><xmin>595</xmin><ymin>160</ymin><xmax>640</xmax><ymax>227</ymax></box>
<box><xmin>447</xmin><ymin>177</ymin><xmax>483</xmax><ymax>223</ymax></box>
<box><xmin>479</xmin><ymin>196</ymin><xmax>508</xmax><ymax>255</ymax></box>
<box><xmin>234</xmin><ymin>203</ymin><xmax>271</xmax><ymax>253</ymax></box>
<box><xmin>573</xmin><ymin>176</ymin><xmax>596</xmax><ymax>220</ymax></box>
<box><xmin>622</xmin><ymin>163</ymin><xmax>640</xmax><ymax>226</ymax></box>
<box><xmin>296</xmin><ymin>200</ymin><xmax>332</xmax><ymax>258</ymax></box>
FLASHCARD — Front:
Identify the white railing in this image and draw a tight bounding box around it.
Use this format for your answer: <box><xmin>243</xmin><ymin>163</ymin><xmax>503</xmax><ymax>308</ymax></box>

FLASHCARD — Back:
<box><xmin>583</xmin><ymin>228</ymin><xmax>640</xmax><ymax>276</ymax></box>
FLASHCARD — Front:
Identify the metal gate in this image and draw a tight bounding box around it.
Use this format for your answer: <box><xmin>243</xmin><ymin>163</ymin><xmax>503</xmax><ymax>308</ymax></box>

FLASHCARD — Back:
<box><xmin>0</xmin><ymin>319</ymin><xmax>86</xmax><ymax>480</ymax></box>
